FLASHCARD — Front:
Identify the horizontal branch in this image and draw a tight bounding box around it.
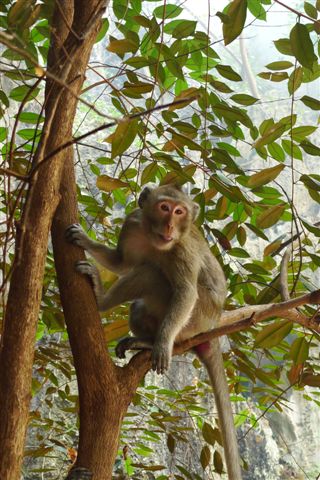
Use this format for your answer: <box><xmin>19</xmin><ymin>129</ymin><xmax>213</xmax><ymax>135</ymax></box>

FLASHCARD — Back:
<box><xmin>125</xmin><ymin>288</ymin><xmax>320</xmax><ymax>381</ymax></box>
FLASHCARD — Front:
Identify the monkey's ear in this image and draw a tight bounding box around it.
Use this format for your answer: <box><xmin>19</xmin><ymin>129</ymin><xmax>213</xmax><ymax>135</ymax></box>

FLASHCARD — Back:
<box><xmin>138</xmin><ymin>187</ymin><xmax>151</xmax><ymax>208</ymax></box>
<box><xmin>192</xmin><ymin>202</ymin><xmax>200</xmax><ymax>221</ymax></box>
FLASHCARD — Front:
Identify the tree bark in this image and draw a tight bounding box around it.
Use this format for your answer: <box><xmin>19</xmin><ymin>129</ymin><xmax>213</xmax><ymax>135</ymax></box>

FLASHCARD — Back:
<box><xmin>0</xmin><ymin>2</ymin><xmax>107</xmax><ymax>479</ymax></box>
<box><xmin>51</xmin><ymin>156</ymin><xmax>132</xmax><ymax>477</ymax></box>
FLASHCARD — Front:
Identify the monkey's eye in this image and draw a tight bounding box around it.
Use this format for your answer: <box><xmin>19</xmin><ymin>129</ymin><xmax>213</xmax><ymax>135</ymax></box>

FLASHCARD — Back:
<box><xmin>174</xmin><ymin>207</ymin><xmax>184</xmax><ymax>215</ymax></box>
<box><xmin>159</xmin><ymin>203</ymin><xmax>170</xmax><ymax>212</ymax></box>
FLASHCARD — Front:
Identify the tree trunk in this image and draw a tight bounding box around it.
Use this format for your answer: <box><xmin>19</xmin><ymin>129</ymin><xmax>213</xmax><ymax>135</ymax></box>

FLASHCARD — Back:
<box><xmin>0</xmin><ymin>2</ymin><xmax>107</xmax><ymax>478</ymax></box>
<box><xmin>51</xmin><ymin>156</ymin><xmax>129</xmax><ymax>477</ymax></box>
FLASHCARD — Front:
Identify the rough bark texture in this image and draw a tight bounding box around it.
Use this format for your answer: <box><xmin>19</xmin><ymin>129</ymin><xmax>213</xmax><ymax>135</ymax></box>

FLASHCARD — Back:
<box><xmin>0</xmin><ymin>2</ymin><xmax>107</xmax><ymax>478</ymax></box>
<box><xmin>51</xmin><ymin>157</ymin><xmax>131</xmax><ymax>477</ymax></box>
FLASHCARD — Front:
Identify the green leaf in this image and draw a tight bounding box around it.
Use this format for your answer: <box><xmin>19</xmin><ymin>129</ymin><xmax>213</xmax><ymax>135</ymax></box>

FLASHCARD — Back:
<box><xmin>300</xmin><ymin>140</ymin><xmax>320</xmax><ymax>156</ymax></box>
<box><xmin>265</xmin><ymin>61</ymin><xmax>294</xmax><ymax>70</ymax></box>
<box><xmin>289</xmin><ymin>23</ymin><xmax>316</xmax><ymax>70</ymax></box>
<box><xmin>291</xmin><ymin>125</ymin><xmax>317</xmax><ymax>142</ymax></box>
<box><xmin>253</xmin><ymin>122</ymin><xmax>286</xmax><ymax>149</ymax></box>
<box><xmin>248</xmin><ymin>165</ymin><xmax>285</xmax><ymax>188</ymax></box>
<box><xmin>17</xmin><ymin>112</ymin><xmax>44</xmax><ymax>124</ymax></box>
<box><xmin>255</xmin><ymin>320</ymin><xmax>293</xmax><ymax>348</ymax></box>
<box><xmin>96</xmin><ymin>175</ymin><xmax>129</xmax><ymax>191</ymax></box>
<box><xmin>288</xmin><ymin>66</ymin><xmax>303</xmax><ymax>95</ymax></box>
<box><xmin>274</xmin><ymin>38</ymin><xmax>293</xmax><ymax>56</ymax></box>
<box><xmin>166</xmin><ymin>433</ymin><xmax>175</xmax><ymax>453</ymax></box>
<box><xmin>289</xmin><ymin>337</ymin><xmax>309</xmax><ymax>364</ymax></box>
<box><xmin>0</xmin><ymin>127</ymin><xmax>7</xmax><ymax>142</ymax></box>
<box><xmin>301</xmin><ymin>220</ymin><xmax>320</xmax><ymax>236</ymax></box>
<box><xmin>172</xmin><ymin>20</ymin><xmax>196</xmax><ymax>39</ymax></box>
<box><xmin>202</xmin><ymin>422</ymin><xmax>217</xmax><ymax>446</ymax></box>
<box><xmin>153</xmin><ymin>4</ymin><xmax>182</xmax><ymax>19</ymax></box>
<box><xmin>267</xmin><ymin>142</ymin><xmax>285</xmax><ymax>162</ymax></box>
<box><xmin>256</xmin><ymin>204</ymin><xmax>286</xmax><ymax>228</ymax></box>
<box><xmin>304</xmin><ymin>2</ymin><xmax>318</xmax><ymax>19</ymax></box>
<box><xmin>200</xmin><ymin>445</ymin><xmax>211</xmax><ymax>469</ymax></box>
<box><xmin>124</xmin><ymin>56</ymin><xmax>150</xmax><ymax>68</ymax></box>
<box><xmin>231</xmin><ymin>93</ymin><xmax>258</xmax><ymax>105</ymax></box>
<box><xmin>214</xmin><ymin>450</ymin><xmax>224</xmax><ymax>474</ymax></box>
<box><xmin>300</xmin><ymin>95</ymin><xmax>320</xmax><ymax>110</ymax></box>
<box><xmin>222</xmin><ymin>0</ymin><xmax>247</xmax><ymax>46</ymax></box>
<box><xmin>9</xmin><ymin>85</ymin><xmax>40</xmax><ymax>103</ymax></box>
<box><xmin>17</xmin><ymin>128</ymin><xmax>41</xmax><ymax>141</ymax></box>
<box><xmin>109</xmin><ymin>119</ymin><xmax>139</xmax><ymax>158</ymax></box>
<box><xmin>215</xmin><ymin>64</ymin><xmax>242</xmax><ymax>81</ymax></box>
<box><xmin>0</xmin><ymin>90</ymin><xmax>9</xmax><ymax>108</ymax></box>
<box><xmin>281</xmin><ymin>139</ymin><xmax>302</xmax><ymax>160</ymax></box>
<box><xmin>122</xmin><ymin>81</ymin><xmax>154</xmax><ymax>97</ymax></box>
<box><xmin>95</xmin><ymin>18</ymin><xmax>109</xmax><ymax>43</ymax></box>
<box><xmin>258</xmin><ymin>71</ymin><xmax>288</xmax><ymax>82</ymax></box>
<box><xmin>248</xmin><ymin>0</ymin><xmax>266</xmax><ymax>20</ymax></box>
<box><xmin>107</xmin><ymin>39</ymin><xmax>138</xmax><ymax>55</ymax></box>
<box><xmin>141</xmin><ymin>162</ymin><xmax>158</xmax><ymax>184</ymax></box>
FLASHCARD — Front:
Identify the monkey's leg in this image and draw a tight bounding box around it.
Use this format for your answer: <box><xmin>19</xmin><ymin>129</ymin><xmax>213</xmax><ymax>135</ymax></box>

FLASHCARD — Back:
<box><xmin>115</xmin><ymin>300</ymin><xmax>160</xmax><ymax>358</ymax></box>
<box><xmin>152</xmin><ymin>282</ymin><xmax>198</xmax><ymax>374</ymax></box>
<box><xmin>65</xmin><ymin>467</ymin><xmax>93</xmax><ymax>480</ymax></box>
<box><xmin>195</xmin><ymin>339</ymin><xmax>242</xmax><ymax>480</ymax></box>
<box><xmin>66</xmin><ymin>224</ymin><xmax>123</xmax><ymax>274</ymax></box>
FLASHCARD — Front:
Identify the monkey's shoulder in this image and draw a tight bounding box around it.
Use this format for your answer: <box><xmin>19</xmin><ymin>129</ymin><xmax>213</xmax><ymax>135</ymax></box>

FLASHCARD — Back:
<box><xmin>118</xmin><ymin>209</ymin><xmax>151</xmax><ymax>265</ymax></box>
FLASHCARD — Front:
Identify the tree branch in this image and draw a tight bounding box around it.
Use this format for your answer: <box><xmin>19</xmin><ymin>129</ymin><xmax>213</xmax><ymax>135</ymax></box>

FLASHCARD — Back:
<box><xmin>125</xmin><ymin>288</ymin><xmax>320</xmax><ymax>380</ymax></box>
<box><xmin>273</xmin><ymin>0</ymin><xmax>320</xmax><ymax>26</ymax></box>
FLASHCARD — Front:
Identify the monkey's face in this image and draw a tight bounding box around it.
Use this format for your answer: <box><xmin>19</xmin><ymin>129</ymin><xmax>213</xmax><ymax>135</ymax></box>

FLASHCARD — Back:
<box><xmin>147</xmin><ymin>198</ymin><xmax>190</xmax><ymax>251</ymax></box>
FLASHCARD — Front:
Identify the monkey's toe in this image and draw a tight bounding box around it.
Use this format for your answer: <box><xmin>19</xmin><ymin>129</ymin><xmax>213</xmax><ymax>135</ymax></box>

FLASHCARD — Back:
<box><xmin>115</xmin><ymin>337</ymin><xmax>135</xmax><ymax>358</ymax></box>
<box><xmin>151</xmin><ymin>346</ymin><xmax>171</xmax><ymax>374</ymax></box>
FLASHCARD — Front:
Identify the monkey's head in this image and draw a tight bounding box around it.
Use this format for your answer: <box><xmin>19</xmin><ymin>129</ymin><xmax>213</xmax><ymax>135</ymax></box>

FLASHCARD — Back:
<box><xmin>138</xmin><ymin>184</ymin><xmax>199</xmax><ymax>250</ymax></box>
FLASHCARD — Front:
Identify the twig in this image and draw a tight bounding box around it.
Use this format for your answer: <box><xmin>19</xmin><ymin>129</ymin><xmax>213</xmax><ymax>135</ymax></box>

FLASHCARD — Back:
<box><xmin>273</xmin><ymin>0</ymin><xmax>320</xmax><ymax>25</ymax></box>
<box><xmin>0</xmin><ymin>32</ymin><xmax>116</xmax><ymax>122</ymax></box>
<box><xmin>27</xmin><ymin>95</ymin><xmax>199</xmax><ymax>179</ymax></box>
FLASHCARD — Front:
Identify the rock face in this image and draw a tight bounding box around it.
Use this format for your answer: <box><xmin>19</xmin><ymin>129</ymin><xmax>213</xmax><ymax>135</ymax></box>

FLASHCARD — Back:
<box><xmin>241</xmin><ymin>389</ymin><xmax>320</xmax><ymax>480</ymax></box>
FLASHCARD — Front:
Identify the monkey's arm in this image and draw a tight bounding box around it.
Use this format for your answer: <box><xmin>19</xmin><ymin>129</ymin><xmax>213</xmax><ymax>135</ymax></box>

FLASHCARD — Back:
<box><xmin>65</xmin><ymin>224</ymin><xmax>126</xmax><ymax>275</ymax></box>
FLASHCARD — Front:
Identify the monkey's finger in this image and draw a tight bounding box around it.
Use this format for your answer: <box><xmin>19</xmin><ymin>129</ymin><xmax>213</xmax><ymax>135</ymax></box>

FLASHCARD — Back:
<box><xmin>65</xmin><ymin>223</ymin><xmax>81</xmax><ymax>240</ymax></box>
<box><xmin>75</xmin><ymin>261</ymin><xmax>96</xmax><ymax>278</ymax></box>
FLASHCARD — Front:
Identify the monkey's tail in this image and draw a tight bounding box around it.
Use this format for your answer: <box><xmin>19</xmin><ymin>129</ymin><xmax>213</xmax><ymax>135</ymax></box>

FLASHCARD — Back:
<box><xmin>198</xmin><ymin>339</ymin><xmax>242</xmax><ymax>480</ymax></box>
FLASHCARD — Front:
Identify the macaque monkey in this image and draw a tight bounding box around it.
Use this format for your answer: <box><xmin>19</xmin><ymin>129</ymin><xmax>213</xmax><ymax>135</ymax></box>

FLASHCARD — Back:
<box><xmin>66</xmin><ymin>184</ymin><xmax>242</xmax><ymax>479</ymax></box>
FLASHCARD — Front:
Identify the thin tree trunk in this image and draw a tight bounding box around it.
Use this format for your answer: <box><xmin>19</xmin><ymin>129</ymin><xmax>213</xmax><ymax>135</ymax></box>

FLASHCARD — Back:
<box><xmin>0</xmin><ymin>2</ymin><xmax>107</xmax><ymax>478</ymax></box>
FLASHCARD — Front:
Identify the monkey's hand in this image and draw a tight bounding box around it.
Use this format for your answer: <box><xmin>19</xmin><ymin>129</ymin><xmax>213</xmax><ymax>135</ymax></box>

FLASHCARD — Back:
<box><xmin>151</xmin><ymin>340</ymin><xmax>172</xmax><ymax>374</ymax></box>
<box><xmin>65</xmin><ymin>224</ymin><xmax>90</xmax><ymax>250</ymax></box>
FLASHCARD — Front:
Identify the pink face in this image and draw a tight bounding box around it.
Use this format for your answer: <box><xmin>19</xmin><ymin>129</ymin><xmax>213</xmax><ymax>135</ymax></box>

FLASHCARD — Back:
<box><xmin>153</xmin><ymin>199</ymin><xmax>188</xmax><ymax>248</ymax></box>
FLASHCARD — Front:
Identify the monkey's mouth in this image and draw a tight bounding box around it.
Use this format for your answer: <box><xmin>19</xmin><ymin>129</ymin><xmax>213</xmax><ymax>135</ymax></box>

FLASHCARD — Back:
<box><xmin>158</xmin><ymin>233</ymin><xmax>173</xmax><ymax>243</ymax></box>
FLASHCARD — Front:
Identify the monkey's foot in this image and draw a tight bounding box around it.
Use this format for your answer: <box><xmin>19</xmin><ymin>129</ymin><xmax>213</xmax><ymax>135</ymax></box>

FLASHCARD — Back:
<box><xmin>151</xmin><ymin>342</ymin><xmax>172</xmax><ymax>374</ymax></box>
<box><xmin>115</xmin><ymin>337</ymin><xmax>153</xmax><ymax>358</ymax></box>
<box><xmin>65</xmin><ymin>467</ymin><xmax>93</xmax><ymax>480</ymax></box>
<box><xmin>65</xmin><ymin>224</ymin><xmax>88</xmax><ymax>249</ymax></box>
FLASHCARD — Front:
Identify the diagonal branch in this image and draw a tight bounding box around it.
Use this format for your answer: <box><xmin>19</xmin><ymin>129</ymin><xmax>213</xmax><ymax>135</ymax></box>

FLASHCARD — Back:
<box><xmin>125</xmin><ymin>289</ymin><xmax>320</xmax><ymax>382</ymax></box>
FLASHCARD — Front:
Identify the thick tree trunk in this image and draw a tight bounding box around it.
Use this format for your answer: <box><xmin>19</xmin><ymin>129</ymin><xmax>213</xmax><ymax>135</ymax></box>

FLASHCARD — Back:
<box><xmin>51</xmin><ymin>158</ymin><xmax>129</xmax><ymax>477</ymax></box>
<box><xmin>0</xmin><ymin>2</ymin><xmax>107</xmax><ymax>478</ymax></box>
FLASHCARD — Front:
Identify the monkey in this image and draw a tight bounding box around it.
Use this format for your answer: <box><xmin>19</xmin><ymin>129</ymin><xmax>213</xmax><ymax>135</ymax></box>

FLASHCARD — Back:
<box><xmin>65</xmin><ymin>184</ymin><xmax>242</xmax><ymax>480</ymax></box>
